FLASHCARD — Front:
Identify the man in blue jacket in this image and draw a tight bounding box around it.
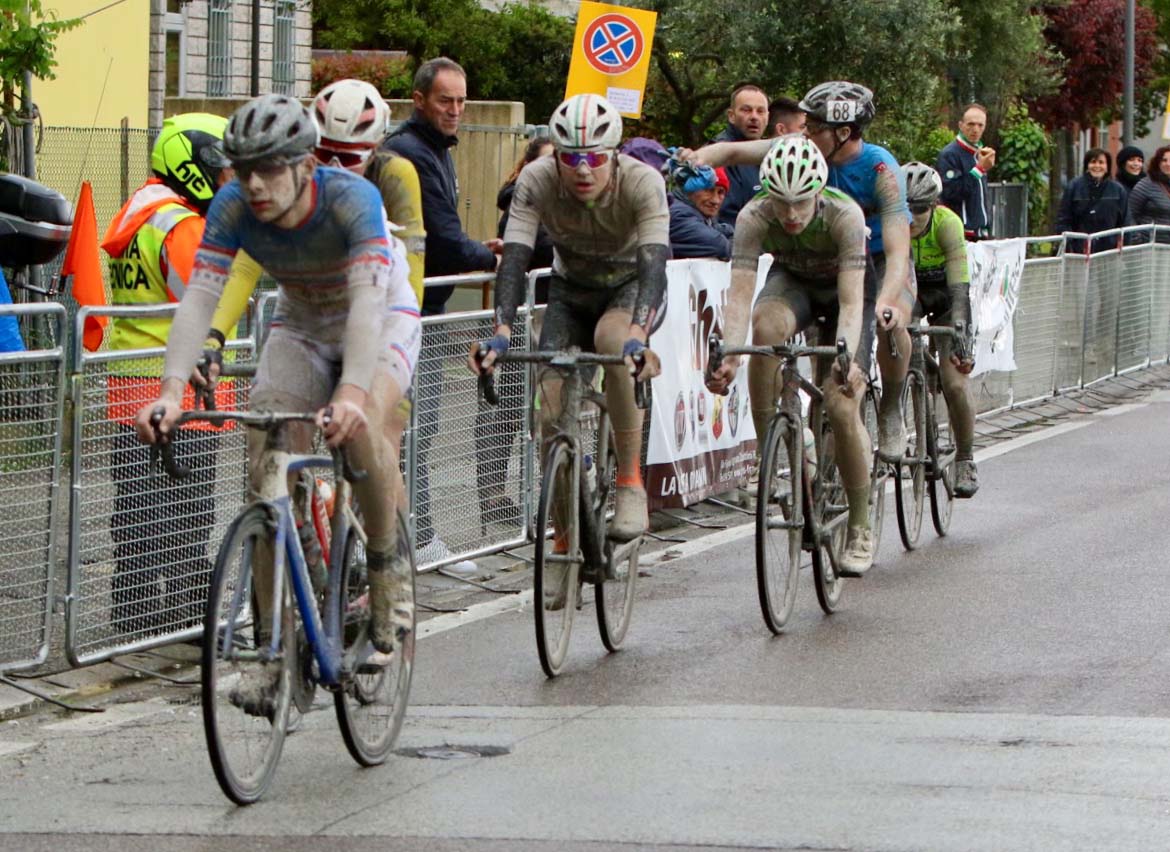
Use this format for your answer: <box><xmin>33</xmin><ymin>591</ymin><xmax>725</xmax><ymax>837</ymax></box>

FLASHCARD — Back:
<box><xmin>937</xmin><ymin>103</ymin><xmax>995</xmax><ymax>240</ymax></box>
<box><xmin>712</xmin><ymin>84</ymin><xmax>769</xmax><ymax>228</ymax></box>
<box><xmin>383</xmin><ymin>56</ymin><xmax>499</xmax><ymax>571</ymax></box>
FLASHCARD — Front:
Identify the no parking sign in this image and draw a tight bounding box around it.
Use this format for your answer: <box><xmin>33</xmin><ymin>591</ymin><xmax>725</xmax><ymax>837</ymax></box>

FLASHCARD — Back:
<box><xmin>565</xmin><ymin>1</ymin><xmax>657</xmax><ymax>118</ymax></box>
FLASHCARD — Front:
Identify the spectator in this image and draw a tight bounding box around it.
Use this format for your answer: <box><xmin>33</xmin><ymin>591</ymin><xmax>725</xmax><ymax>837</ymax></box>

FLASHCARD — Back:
<box><xmin>713</xmin><ymin>84</ymin><xmax>769</xmax><ymax>227</ymax></box>
<box><xmin>382</xmin><ymin>57</ymin><xmax>497</xmax><ymax>572</ymax></box>
<box><xmin>668</xmin><ymin>164</ymin><xmax>734</xmax><ymax>260</ymax></box>
<box><xmin>1125</xmin><ymin>145</ymin><xmax>1170</xmax><ymax>242</ymax></box>
<box><xmin>1054</xmin><ymin>147</ymin><xmax>1127</xmax><ymax>254</ymax></box>
<box><xmin>100</xmin><ymin>113</ymin><xmax>256</xmax><ymax>633</ymax></box>
<box><xmin>619</xmin><ymin>137</ymin><xmax>670</xmax><ymax>176</ymax></box>
<box><xmin>937</xmin><ymin>103</ymin><xmax>994</xmax><ymax>240</ymax></box>
<box><xmin>474</xmin><ymin>136</ymin><xmax>555</xmax><ymax>529</ymax></box>
<box><xmin>1116</xmin><ymin>145</ymin><xmax>1146</xmax><ymax>193</ymax></box>
<box><xmin>768</xmin><ymin>96</ymin><xmax>806</xmax><ymax>137</ymax></box>
<box><xmin>0</xmin><ymin>266</ymin><xmax>24</xmax><ymax>353</ymax></box>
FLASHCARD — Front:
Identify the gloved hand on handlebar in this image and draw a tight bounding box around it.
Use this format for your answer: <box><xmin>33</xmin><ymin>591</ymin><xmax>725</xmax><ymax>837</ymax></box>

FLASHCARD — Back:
<box><xmin>469</xmin><ymin>332</ymin><xmax>510</xmax><ymax>375</ymax></box>
<box><xmin>622</xmin><ymin>338</ymin><xmax>661</xmax><ymax>382</ymax></box>
<box><xmin>951</xmin><ymin>321</ymin><xmax>976</xmax><ymax>374</ymax></box>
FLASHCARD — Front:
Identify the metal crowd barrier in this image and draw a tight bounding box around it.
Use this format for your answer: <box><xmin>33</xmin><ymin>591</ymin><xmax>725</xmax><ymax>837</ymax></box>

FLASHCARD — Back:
<box><xmin>64</xmin><ymin>304</ymin><xmax>254</xmax><ymax>666</ymax></box>
<box><xmin>0</xmin><ymin>304</ymin><xmax>67</xmax><ymax>677</ymax></box>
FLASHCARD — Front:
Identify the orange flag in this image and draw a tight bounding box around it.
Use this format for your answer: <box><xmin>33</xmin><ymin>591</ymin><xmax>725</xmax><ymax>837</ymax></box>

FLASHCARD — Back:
<box><xmin>60</xmin><ymin>181</ymin><xmax>107</xmax><ymax>351</ymax></box>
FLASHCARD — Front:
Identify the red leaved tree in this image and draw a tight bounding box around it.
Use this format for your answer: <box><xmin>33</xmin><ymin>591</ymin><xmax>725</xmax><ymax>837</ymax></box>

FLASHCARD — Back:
<box><xmin>1028</xmin><ymin>0</ymin><xmax>1158</xmax><ymax>129</ymax></box>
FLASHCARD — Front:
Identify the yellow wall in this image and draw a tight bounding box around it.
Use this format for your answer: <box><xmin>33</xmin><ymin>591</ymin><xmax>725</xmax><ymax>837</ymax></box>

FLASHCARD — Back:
<box><xmin>34</xmin><ymin>0</ymin><xmax>150</xmax><ymax>128</ymax></box>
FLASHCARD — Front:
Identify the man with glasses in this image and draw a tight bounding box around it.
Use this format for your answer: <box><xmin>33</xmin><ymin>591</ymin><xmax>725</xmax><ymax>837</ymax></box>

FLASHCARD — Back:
<box><xmin>470</xmin><ymin>93</ymin><xmax>666</xmax><ymax>546</ymax></box>
<box><xmin>134</xmin><ymin>94</ymin><xmax>420</xmax><ymax>709</ymax></box>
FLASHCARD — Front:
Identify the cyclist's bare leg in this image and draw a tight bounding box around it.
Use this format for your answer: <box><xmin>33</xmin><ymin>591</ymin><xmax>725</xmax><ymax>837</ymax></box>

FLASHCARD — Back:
<box><xmin>876</xmin><ymin>282</ymin><xmax>915</xmax><ymax>461</ymax></box>
<box><xmin>936</xmin><ymin>342</ymin><xmax>975</xmax><ymax>459</ymax></box>
<box><xmin>595</xmin><ymin>307</ymin><xmax>648</xmax><ymax>540</ymax></box>
<box><xmin>747</xmin><ymin>301</ymin><xmax>799</xmax><ymax>441</ymax></box>
<box><xmin>821</xmin><ymin>368</ymin><xmax>876</xmax><ymax>574</ymax></box>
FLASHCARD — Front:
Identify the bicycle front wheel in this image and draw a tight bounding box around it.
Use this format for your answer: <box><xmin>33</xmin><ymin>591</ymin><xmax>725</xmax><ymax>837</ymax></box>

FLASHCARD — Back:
<box><xmin>202</xmin><ymin>505</ymin><xmax>292</xmax><ymax>805</ymax></box>
<box><xmin>534</xmin><ymin>438</ymin><xmax>580</xmax><ymax>677</ymax></box>
<box><xmin>811</xmin><ymin>418</ymin><xmax>846</xmax><ymax>614</ymax></box>
<box><xmin>756</xmin><ymin>414</ymin><xmax>802</xmax><ymax>634</ymax></box>
<box><xmin>927</xmin><ymin>384</ymin><xmax>956</xmax><ymax>536</ymax></box>
<box><xmin>894</xmin><ymin>375</ymin><xmax>927</xmax><ymax>551</ymax></box>
<box><xmin>595</xmin><ymin>420</ymin><xmax>637</xmax><ymax>651</ymax></box>
<box><xmin>335</xmin><ymin>510</ymin><xmax>415</xmax><ymax>766</ymax></box>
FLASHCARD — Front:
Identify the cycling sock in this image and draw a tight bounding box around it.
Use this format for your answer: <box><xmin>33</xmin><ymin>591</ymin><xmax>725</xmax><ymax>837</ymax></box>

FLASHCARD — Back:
<box><xmin>616</xmin><ymin>473</ymin><xmax>643</xmax><ymax>489</ymax></box>
<box><xmin>847</xmin><ymin>485</ymin><xmax>871</xmax><ymax>528</ymax></box>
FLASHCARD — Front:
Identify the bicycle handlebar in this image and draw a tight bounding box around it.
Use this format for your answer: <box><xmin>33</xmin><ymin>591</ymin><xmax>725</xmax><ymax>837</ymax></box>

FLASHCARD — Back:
<box><xmin>474</xmin><ymin>345</ymin><xmax>653</xmax><ymax>410</ymax></box>
<box><xmin>705</xmin><ymin>333</ymin><xmax>851</xmax><ymax>386</ymax></box>
<box><xmin>882</xmin><ymin>309</ymin><xmax>971</xmax><ymax>362</ymax></box>
<box><xmin>148</xmin><ymin>407</ymin><xmax>367</xmax><ymax>484</ymax></box>
<box><xmin>191</xmin><ymin>357</ymin><xmax>258</xmax><ymax>412</ymax></box>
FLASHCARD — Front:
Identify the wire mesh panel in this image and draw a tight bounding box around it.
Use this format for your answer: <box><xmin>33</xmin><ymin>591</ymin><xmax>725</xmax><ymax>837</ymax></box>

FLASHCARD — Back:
<box><xmin>1082</xmin><ymin>249</ymin><xmax>1121</xmax><ymax>385</ymax></box>
<box><xmin>1054</xmin><ymin>251</ymin><xmax>1089</xmax><ymax>392</ymax></box>
<box><xmin>410</xmin><ymin>307</ymin><xmax>531</xmax><ymax>570</ymax></box>
<box><xmin>66</xmin><ymin>308</ymin><xmax>253</xmax><ymax>665</ymax></box>
<box><xmin>1010</xmin><ymin>255</ymin><xmax>1063</xmax><ymax>405</ymax></box>
<box><xmin>1151</xmin><ymin>242</ymin><xmax>1170</xmax><ymax>362</ymax></box>
<box><xmin>0</xmin><ymin>305</ymin><xmax>67</xmax><ymax>674</ymax></box>
<box><xmin>1116</xmin><ymin>242</ymin><xmax>1154</xmax><ymax>374</ymax></box>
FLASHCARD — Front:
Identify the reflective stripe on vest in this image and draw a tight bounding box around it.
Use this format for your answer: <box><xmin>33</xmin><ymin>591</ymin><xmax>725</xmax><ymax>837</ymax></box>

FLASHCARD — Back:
<box><xmin>106</xmin><ymin>202</ymin><xmax>197</xmax><ymax>357</ymax></box>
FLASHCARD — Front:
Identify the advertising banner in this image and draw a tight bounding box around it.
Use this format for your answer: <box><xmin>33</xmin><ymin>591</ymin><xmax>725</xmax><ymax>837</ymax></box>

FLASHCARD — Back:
<box><xmin>967</xmin><ymin>238</ymin><xmax>1025</xmax><ymax>376</ymax></box>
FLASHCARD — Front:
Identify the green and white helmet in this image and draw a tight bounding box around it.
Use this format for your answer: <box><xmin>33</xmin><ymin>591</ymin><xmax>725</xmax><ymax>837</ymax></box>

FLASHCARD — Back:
<box><xmin>760</xmin><ymin>134</ymin><xmax>828</xmax><ymax>202</ymax></box>
<box><xmin>902</xmin><ymin>161</ymin><xmax>943</xmax><ymax>205</ymax></box>
<box><xmin>549</xmin><ymin>94</ymin><xmax>622</xmax><ymax>152</ymax></box>
<box><xmin>150</xmin><ymin>113</ymin><xmax>230</xmax><ymax>213</ymax></box>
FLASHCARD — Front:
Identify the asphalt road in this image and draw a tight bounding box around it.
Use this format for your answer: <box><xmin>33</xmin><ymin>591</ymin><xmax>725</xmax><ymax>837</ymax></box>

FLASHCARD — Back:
<box><xmin>3</xmin><ymin>392</ymin><xmax>1170</xmax><ymax>851</ymax></box>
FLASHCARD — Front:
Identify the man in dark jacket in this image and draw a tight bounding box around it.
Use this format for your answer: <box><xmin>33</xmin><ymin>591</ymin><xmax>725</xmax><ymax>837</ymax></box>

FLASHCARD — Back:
<box><xmin>669</xmin><ymin>166</ymin><xmax>734</xmax><ymax>259</ymax></box>
<box><xmin>937</xmin><ymin>103</ymin><xmax>994</xmax><ymax>240</ymax></box>
<box><xmin>713</xmin><ymin>84</ymin><xmax>768</xmax><ymax>228</ymax></box>
<box><xmin>383</xmin><ymin>56</ymin><xmax>499</xmax><ymax>571</ymax></box>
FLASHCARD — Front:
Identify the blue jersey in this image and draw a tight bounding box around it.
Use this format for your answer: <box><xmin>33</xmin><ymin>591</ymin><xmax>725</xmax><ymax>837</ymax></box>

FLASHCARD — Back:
<box><xmin>826</xmin><ymin>142</ymin><xmax>909</xmax><ymax>257</ymax></box>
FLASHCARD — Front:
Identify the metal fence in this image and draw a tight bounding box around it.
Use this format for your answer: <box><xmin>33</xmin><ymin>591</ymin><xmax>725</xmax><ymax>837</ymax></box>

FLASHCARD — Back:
<box><xmin>1</xmin><ymin>234</ymin><xmax>1170</xmax><ymax>671</ymax></box>
<box><xmin>0</xmin><ymin>305</ymin><xmax>68</xmax><ymax>675</ymax></box>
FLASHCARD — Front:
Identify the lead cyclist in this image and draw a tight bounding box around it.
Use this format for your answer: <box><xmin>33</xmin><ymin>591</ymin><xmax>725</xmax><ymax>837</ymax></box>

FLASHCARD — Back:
<box><xmin>134</xmin><ymin>94</ymin><xmax>420</xmax><ymax>709</ymax></box>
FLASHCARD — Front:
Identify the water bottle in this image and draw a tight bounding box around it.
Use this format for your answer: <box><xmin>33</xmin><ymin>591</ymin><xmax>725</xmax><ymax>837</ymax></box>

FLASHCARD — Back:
<box><xmin>802</xmin><ymin>427</ymin><xmax>817</xmax><ymax>480</ymax></box>
<box><xmin>584</xmin><ymin>452</ymin><xmax>598</xmax><ymax>495</ymax></box>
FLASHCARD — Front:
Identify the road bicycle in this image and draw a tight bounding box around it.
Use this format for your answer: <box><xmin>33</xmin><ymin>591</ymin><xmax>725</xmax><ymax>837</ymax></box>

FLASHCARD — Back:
<box><xmin>706</xmin><ymin>334</ymin><xmax>885</xmax><ymax>633</ymax></box>
<box><xmin>884</xmin><ymin>311</ymin><xmax>970</xmax><ymax>549</ymax></box>
<box><xmin>151</xmin><ymin>404</ymin><xmax>414</xmax><ymax>804</ymax></box>
<box><xmin>478</xmin><ymin>346</ymin><xmax>651</xmax><ymax>677</ymax></box>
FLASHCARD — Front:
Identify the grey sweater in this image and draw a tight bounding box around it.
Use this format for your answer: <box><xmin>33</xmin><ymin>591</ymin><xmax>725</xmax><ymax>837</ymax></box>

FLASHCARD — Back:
<box><xmin>1124</xmin><ymin>176</ymin><xmax>1170</xmax><ymax>227</ymax></box>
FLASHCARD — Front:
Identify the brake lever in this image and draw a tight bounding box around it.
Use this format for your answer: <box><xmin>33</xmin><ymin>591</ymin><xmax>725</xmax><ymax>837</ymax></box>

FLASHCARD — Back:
<box><xmin>882</xmin><ymin>309</ymin><xmax>899</xmax><ymax>360</ymax></box>
<box><xmin>474</xmin><ymin>343</ymin><xmax>500</xmax><ymax>407</ymax></box>
<box><xmin>148</xmin><ymin>407</ymin><xmax>190</xmax><ymax>480</ymax></box>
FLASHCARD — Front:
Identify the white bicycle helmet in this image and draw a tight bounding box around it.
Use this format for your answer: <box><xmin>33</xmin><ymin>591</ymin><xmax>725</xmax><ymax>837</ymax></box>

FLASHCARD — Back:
<box><xmin>313</xmin><ymin>79</ymin><xmax>390</xmax><ymax>147</ymax></box>
<box><xmin>759</xmin><ymin>134</ymin><xmax>828</xmax><ymax>202</ymax></box>
<box><xmin>903</xmin><ymin>161</ymin><xmax>943</xmax><ymax>205</ymax></box>
<box><xmin>799</xmin><ymin>81</ymin><xmax>876</xmax><ymax>128</ymax></box>
<box><xmin>224</xmin><ymin>94</ymin><xmax>320</xmax><ymax>163</ymax></box>
<box><xmin>549</xmin><ymin>94</ymin><xmax>622</xmax><ymax>152</ymax></box>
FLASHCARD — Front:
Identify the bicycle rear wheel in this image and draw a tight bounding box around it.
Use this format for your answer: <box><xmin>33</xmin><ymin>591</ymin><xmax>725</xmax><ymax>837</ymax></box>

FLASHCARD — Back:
<box><xmin>755</xmin><ymin>414</ymin><xmax>802</xmax><ymax>634</ymax></box>
<box><xmin>595</xmin><ymin>421</ymin><xmax>637</xmax><ymax>651</ymax></box>
<box><xmin>535</xmin><ymin>438</ymin><xmax>580</xmax><ymax>677</ymax></box>
<box><xmin>862</xmin><ymin>386</ymin><xmax>885</xmax><ymax>559</ymax></box>
<box><xmin>894</xmin><ymin>375</ymin><xmax>926</xmax><ymax>550</ymax></box>
<box><xmin>335</xmin><ymin>510</ymin><xmax>415</xmax><ymax>766</ymax></box>
<box><xmin>927</xmin><ymin>385</ymin><xmax>956</xmax><ymax>536</ymax></box>
<box><xmin>202</xmin><ymin>505</ymin><xmax>292</xmax><ymax>805</ymax></box>
<box><xmin>811</xmin><ymin>417</ymin><xmax>846</xmax><ymax>614</ymax></box>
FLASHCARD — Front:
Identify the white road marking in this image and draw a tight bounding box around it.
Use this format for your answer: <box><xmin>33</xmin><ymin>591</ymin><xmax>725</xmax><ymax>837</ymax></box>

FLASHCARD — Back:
<box><xmin>1094</xmin><ymin>402</ymin><xmax>1148</xmax><ymax>417</ymax></box>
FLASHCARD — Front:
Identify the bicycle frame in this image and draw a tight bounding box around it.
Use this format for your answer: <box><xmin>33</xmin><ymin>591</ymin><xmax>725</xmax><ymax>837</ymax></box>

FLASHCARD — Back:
<box><xmin>891</xmin><ymin>322</ymin><xmax>961</xmax><ymax>476</ymax></box>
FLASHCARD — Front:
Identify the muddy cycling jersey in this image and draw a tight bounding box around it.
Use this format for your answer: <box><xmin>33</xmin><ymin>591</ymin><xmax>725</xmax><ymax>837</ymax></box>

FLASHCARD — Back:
<box><xmin>503</xmin><ymin>153</ymin><xmax>670</xmax><ymax>288</ymax></box>
<box><xmin>162</xmin><ymin>166</ymin><xmax>417</xmax><ymax>393</ymax></box>
<box><xmin>732</xmin><ymin>187</ymin><xmax>868</xmax><ymax>283</ymax></box>
<box><xmin>911</xmin><ymin>204</ymin><xmax>968</xmax><ymax>288</ymax></box>
<box><xmin>826</xmin><ymin>142</ymin><xmax>908</xmax><ymax>257</ymax></box>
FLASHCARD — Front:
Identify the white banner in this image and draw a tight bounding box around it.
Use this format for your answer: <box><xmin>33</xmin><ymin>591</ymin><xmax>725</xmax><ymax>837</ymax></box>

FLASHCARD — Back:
<box><xmin>645</xmin><ymin>258</ymin><xmax>769</xmax><ymax>509</ymax></box>
<box><xmin>966</xmin><ymin>238</ymin><xmax>1025</xmax><ymax>376</ymax></box>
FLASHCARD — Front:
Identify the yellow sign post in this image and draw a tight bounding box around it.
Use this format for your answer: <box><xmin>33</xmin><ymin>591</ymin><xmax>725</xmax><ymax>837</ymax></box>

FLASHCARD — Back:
<box><xmin>565</xmin><ymin>1</ymin><xmax>658</xmax><ymax>119</ymax></box>
<box><xmin>1162</xmin><ymin>84</ymin><xmax>1170</xmax><ymax>140</ymax></box>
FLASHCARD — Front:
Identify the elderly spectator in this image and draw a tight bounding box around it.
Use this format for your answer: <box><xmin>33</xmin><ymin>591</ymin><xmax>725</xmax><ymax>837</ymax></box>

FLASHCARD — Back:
<box><xmin>1055</xmin><ymin>148</ymin><xmax>1127</xmax><ymax>254</ymax></box>
<box><xmin>768</xmin><ymin>95</ymin><xmax>806</xmax><ymax>137</ymax></box>
<box><xmin>713</xmin><ymin>84</ymin><xmax>768</xmax><ymax>227</ymax></box>
<box><xmin>668</xmin><ymin>164</ymin><xmax>734</xmax><ymax>260</ymax></box>
<box><xmin>937</xmin><ymin>103</ymin><xmax>994</xmax><ymax>240</ymax></box>
<box><xmin>1116</xmin><ymin>145</ymin><xmax>1146</xmax><ymax>193</ymax></box>
<box><xmin>383</xmin><ymin>56</ymin><xmax>496</xmax><ymax>571</ymax></box>
<box><xmin>1125</xmin><ymin>146</ymin><xmax>1170</xmax><ymax>242</ymax></box>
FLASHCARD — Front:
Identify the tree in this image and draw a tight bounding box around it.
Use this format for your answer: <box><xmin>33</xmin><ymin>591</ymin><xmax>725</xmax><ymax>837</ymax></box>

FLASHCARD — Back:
<box><xmin>1028</xmin><ymin>0</ymin><xmax>1158</xmax><ymax>130</ymax></box>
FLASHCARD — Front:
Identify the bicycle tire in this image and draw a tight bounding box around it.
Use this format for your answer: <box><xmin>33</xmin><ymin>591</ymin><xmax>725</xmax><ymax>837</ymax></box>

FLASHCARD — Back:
<box><xmin>202</xmin><ymin>504</ymin><xmax>292</xmax><ymax>805</ymax></box>
<box><xmin>595</xmin><ymin>421</ymin><xmax>637</xmax><ymax>651</ymax></box>
<box><xmin>335</xmin><ymin>510</ymin><xmax>415</xmax><ymax>766</ymax></box>
<box><xmin>534</xmin><ymin>438</ymin><xmax>579</xmax><ymax>677</ymax></box>
<box><xmin>810</xmin><ymin>415</ymin><xmax>845</xmax><ymax>614</ymax></box>
<box><xmin>927</xmin><ymin>384</ymin><xmax>956</xmax><ymax>536</ymax></box>
<box><xmin>862</xmin><ymin>386</ymin><xmax>886</xmax><ymax>560</ymax></box>
<box><xmin>894</xmin><ymin>375</ymin><xmax>927</xmax><ymax>550</ymax></box>
<box><xmin>755</xmin><ymin>414</ymin><xmax>802</xmax><ymax>634</ymax></box>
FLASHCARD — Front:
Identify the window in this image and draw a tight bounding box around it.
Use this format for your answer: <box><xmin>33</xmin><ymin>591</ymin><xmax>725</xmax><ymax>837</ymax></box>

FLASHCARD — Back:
<box><xmin>273</xmin><ymin>1</ymin><xmax>296</xmax><ymax>95</ymax></box>
<box><xmin>208</xmin><ymin>0</ymin><xmax>231</xmax><ymax>97</ymax></box>
<box><xmin>163</xmin><ymin>1</ymin><xmax>185</xmax><ymax>97</ymax></box>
